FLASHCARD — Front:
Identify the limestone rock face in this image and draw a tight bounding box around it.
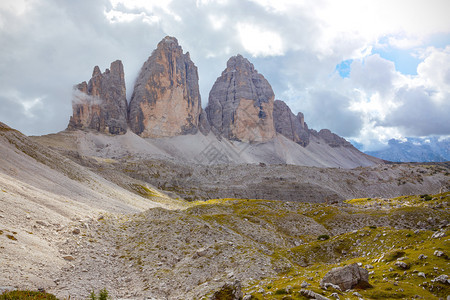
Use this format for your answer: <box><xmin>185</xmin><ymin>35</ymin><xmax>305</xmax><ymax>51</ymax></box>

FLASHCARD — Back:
<box><xmin>311</xmin><ymin>129</ymin><xmax>353</xmax><ymax>148</ymax></box>
<box><xmin>128</xmin><ymin>36</ymin><xmax>203</xmax><ymax>138</ymax></box>
<box><xmin>68</xmin><ymin>60</ymin><xmax>128</xmax><ymax>135</ymax></box>
<box><xmin>206</xmin><ymin>55</ymin><xmax>275</xmax><ymax>143</ymax></box>
<box><xmin>320</xmin><ymin>263</ymin><xmax>371</xmax><ymax>291</ymax></box>
<box><xmin>273</xmin><ymin>100</ymin><xmax>310</xmax><ymax>147</ymax></box>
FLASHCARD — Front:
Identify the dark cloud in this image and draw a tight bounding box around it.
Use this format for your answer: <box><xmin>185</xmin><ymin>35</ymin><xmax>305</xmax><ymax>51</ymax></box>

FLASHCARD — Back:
<box><xmin>382</xmin><ymin>86</ymin><xmax>450</xmax><ymax>136</ymax></box>
<box><xmin>300</xmin><ymin>89</ymin><xmax>363</xmax><ymax>137</ymax></box>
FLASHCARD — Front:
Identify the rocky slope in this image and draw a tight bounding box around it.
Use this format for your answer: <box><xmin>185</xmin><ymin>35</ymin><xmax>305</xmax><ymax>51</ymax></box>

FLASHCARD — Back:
<box><xmin>206</xmin><ymin>54</ymin><xmax>276</xmax><ymax>143</ymax></box>
<box><xmin>32</xmin><ymin>130</ymin><xmax>448</xmax><ymax>203</ymax></box>
<box><xmin>0</xmin><ymin>121</ymin><xmax>185</xmax><ymax>293</ymax></box>
<box><xmin>33</xmin><ymin>195</ymin><xmax>450</xmax><ymax>299</ymax></box>
<box><xmin>67</xmin><ymin>60</ymin><xmax>128</xmax><ymax>135</ymax></box>
<box><xmin>1</xmin><ymin>122</ymin><xmax>449</xmax><ymax>300</ymax></box>
<box><xmin>128</xmin><ymin>36</ymin><xmax>207</xmax><ymax>138</ymax></box>
<box><xmin>273</xmin><ymin>99</ymin><xmax>310</xmax><ymax>147</ymax></box>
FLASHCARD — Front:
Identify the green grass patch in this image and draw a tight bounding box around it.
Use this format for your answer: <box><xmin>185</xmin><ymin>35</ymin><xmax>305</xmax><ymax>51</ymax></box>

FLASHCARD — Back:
<box><xmin>0</xmin><ymin>290</ymin><xmax>58</xmax><ymax>300</ymax></box>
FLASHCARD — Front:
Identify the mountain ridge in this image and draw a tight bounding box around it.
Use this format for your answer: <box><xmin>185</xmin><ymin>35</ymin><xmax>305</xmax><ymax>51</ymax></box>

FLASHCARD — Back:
<box><xmin>365</xmin><ymin>137</ymin><xmax>450</xmax><ymax>162</ymax></box>
<box><xmin>65</xmin><ymin>36</ymin><xmax>378</xmax><ymax>168</ymax></box>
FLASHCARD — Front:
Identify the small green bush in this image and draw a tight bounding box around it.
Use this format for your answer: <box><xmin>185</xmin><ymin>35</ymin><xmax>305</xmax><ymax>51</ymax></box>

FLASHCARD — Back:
<box><xmin>88</xmin><ymin>289</ymin><xmax>109</xmax><ymax>300</ymax></box>
<box><xmin>420</xmin><ymin>194</ymin><xmax>432</xmax><ymax>201</ymax></box>
<box><xmin>385</xmin><ymin>250</ymin><xmax>405</xmax><ymax>262</ymax></box>
<box><xmin>0</xmin><ymin>290</ymin><xmax>58</xmax><ymax>300</ymax></box>
<box><xmin>274</xmin><ymin>289</ymin><xmax>288</xmax><ymax>295</ymax></box>
<box><xmin>317</xmin><ymin>234</ymin><xmax>330</xmax><ymax>241</ymax></box>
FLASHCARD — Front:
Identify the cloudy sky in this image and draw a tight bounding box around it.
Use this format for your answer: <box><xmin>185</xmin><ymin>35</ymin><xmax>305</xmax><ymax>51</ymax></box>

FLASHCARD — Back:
<box><xmin>1</xmin><ymin>0</ymin><xmax>449</xmax><ymax>150</ymax></box>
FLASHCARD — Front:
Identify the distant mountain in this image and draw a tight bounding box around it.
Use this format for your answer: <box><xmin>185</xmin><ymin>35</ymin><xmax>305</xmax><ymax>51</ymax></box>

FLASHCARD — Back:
<box><xmin>365</xmin><ymin>137</ymin><xmax>450</xmax><ymax>162</ymax></box>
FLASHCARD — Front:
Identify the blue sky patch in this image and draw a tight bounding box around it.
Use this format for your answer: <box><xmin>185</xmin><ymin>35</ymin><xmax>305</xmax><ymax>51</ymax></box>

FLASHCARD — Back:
<box><xmin>372</xmin><ymin>46</ymin><xmax>421</xmax><ymax>75</ymax></box>
<box><xmin>335</xmin><ymin>59</ymin><xmax>353</xmax><ymax>78</ymax></box>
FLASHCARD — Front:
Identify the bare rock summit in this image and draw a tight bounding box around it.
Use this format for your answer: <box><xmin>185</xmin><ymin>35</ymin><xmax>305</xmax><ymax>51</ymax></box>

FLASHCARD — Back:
<box><xmin>206</xmin><ymin>54</ymin><xmax>275</xmax><ymax>143</ymax></box>
<box><xmin>68</xmin><ymin>60</ymin><xmax>128</xmax><ymax>134</ymax></box>
<box><xmin>273</xmin><ymin>100</ymin><xmax>310</xmax><ymax>147</ymax></box>
<box><xmin>128</xmin><ymin>36</ymin><xmax>207</xmax><ymax>138</ymax></box>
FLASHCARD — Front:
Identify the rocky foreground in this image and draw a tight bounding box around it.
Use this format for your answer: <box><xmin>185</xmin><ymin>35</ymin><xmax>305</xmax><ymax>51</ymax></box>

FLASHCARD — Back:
<box><xmin>3</xmin><ymin>193</ymin><xmax>448</xmax><ymax>299</ymax></box>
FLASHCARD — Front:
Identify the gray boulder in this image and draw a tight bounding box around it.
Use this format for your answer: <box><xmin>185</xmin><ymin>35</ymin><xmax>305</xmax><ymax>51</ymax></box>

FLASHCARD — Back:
<box><xmin>210</xmin><ymin>280</ymin><xmax>243</xmax><ymax>300</ymax></box>
<box><xmin>320</xmin><ymin>263</ymin><xmax>371</xmax><ymax>291</ymax></box>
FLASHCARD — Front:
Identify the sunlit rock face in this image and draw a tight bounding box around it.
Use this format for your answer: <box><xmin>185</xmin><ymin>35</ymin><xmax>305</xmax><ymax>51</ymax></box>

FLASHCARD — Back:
<box><xmin>128</xmin><ymin>36</ymin><xmax>207</xmax><ymax>138</ymax></box>
<box><xmin>68</xmin><ymin>60</ymin><xmax>128</xmax><ymax>135</ymax></box>
<box><xmin>206</xmin><ymin>55</ymin><xmax>275</xmax><ymax>143</ymax></box>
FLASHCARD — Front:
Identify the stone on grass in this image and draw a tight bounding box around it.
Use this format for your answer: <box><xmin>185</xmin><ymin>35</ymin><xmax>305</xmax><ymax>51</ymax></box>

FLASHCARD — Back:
<box><xmin>210</xmin><ymin>280</ymin><xmax>243</xmax><ymax>300</ymax></box>
<box><xmin>320</xmin><ymin>263</ymin><xmax>371</xmax><ymax>291</ymax></box>
<box><xmin>432</xmin><ymin>274</ymin><xmax>449</xmax><ymax>284</ymax></box>
<box><xmin>394</xmin><ymin>261</ymin><xmax>409</xmax><ymax>269</ymax></box>
<box><xmin>300</xmin><ymin>289</ymin><xmax>331</xmax><ymax>300</ymax></box>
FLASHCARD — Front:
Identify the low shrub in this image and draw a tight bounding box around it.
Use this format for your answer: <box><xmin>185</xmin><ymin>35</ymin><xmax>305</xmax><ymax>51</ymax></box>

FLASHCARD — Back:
<box><xmin>0</xmin><ymin>290</ymin><xmax>58</xmax><ymax>300</ymax></box>
<box><xmin>317</xmin><ymin>234</ymin><xmax>330</xmax><ymax>241</ymax></box>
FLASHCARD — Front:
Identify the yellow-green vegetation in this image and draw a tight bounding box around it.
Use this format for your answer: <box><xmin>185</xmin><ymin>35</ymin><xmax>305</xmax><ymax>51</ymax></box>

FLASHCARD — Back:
<box><xmin>346</xmin><ymin>191</ymin><xmax>449</xmax><ymax>207</ymax></box>
<box><xmin>184</xmin><ymin>193</ymin><xmax>450</xmax><ymax>299</ymax></box>
<box><xmin>128</xmin><ymin>183</ymin><xmax>190</xmax><ymax>208</ymax></box>
<box><xmin>96</xmin><ymin>192</ymin><xmax>448</xmax><ymax>299</ymax></box>
<box><xmin>237</xmin><ymin>193</ymin><xmax>450</xmax><ymax>299</ymax></box>
<box><xmin>0</xmin><ymin>290</ymin><xmax>58</xmax><ymax>300</ymax></box>
<box><xmin>130</xmin><ymin>183</ymin><xmax>162</xmax><ymax>198</ymax></box>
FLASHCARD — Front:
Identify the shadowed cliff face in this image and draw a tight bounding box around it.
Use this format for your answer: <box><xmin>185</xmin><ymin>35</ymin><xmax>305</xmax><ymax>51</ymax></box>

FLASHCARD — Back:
<box><xmin>273</xmin><ymin>100</ymin><xmax>310</xmax><ymax>147</ymax></box>
<box><xmin>68</xmin><ymin>60</ymin><xmax>128</xmax><ymax>135</ymax></box>
<box><xmin>206</xmin><ymin>55</ymin><xmax>276</xmax><ymax>143</ymax></box>
<box><xmin>128</xmin><ymin>36</ymin><xmax>207</xmax><ymax>138</ymax></box>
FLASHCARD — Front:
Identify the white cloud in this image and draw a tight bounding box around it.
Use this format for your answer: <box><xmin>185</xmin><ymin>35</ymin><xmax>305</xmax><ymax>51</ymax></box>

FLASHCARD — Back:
<box><xmin>208</xmin><ymin>14</ymin><xmax>226</xmax><ymax>30</ymax></box>
<box><xmin>236</xmin><ymin>23</ymin><xmax>284</xmax><ymax>57</ymax></box>
<box><xmin>0</xmin><ymin>0</ymin><xmax>449</xmax><ymax>150</ymax></box>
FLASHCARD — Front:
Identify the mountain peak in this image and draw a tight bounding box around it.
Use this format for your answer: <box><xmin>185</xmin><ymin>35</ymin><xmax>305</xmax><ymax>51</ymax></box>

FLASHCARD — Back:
<box><xmin>128</xmin><ymin>36</ymin><xmax>205</xmax><ymax>138</ymax></box>
<box><xmin>206</xmin><ymin>55</ymin><xmax>275</xmax><ymax>142</ymax></box>
<box><xmin>67</xmin><ymin>60</ymin><xmax>127</xmax><ymax>135</ymax></box>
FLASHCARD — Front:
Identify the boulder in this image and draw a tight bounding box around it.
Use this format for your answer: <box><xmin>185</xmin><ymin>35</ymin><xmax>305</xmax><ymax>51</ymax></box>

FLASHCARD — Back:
<box><xmin>210</xmin><ymin>280</ymin><xmax>243</xmax><ymax>300</ymax></box>
<box><xmin>300</xmin><ymin>289</ymin><xmax>331</xmax><ymax>300</ymax></box>
<box><xmin>320</xmin><ymin>263</ymin><xmax>371</xmax><ymax>291</ymax></box>
<box><xmin>68</xmin><ymin>60</ymin><xmax>128</xmax><ymax>135</ymax></box>
<box><xmin>206</xmin><ymin>54</ymin><xmax>275</xmax><ymax>143</ymax></box>
<box><xmin>128</xmin><ymin>36</ymin><xmax>204</xmax><ymax>137</ymax></box>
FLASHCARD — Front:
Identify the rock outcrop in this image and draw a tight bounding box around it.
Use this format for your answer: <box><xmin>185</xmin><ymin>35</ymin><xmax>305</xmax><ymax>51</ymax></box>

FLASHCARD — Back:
<box><xmin>320</xmin><ymin>263</ymin><xmax>371</xmax><ymax>291</ymax></box>
<box><xmin>210</xmin><ymin>280</ymin><xmax>243</xmax><ymax>300</ymax></box>
<box><xmin>273</xmin><ymin>100</ymin><xmax>310</xmax><ymax>147</ymax></box>
<box><xmin>68</xmin><ymin>60</ymin><xmax>128</xmax><ymax>135</ymax></box>
<box><xmin>128</xmin><ymin>36</ymin><xmax>206</xmax><ymax>138</ymax></box>
<box><xmin>206</xmin><ymin>55</ymin><xmax>275</xmax><ymax>143</ymax></box>
<box><xmin>310</xmin><ymin>129</ymin><xmax>353</xmax><ymax>148</ymax></box>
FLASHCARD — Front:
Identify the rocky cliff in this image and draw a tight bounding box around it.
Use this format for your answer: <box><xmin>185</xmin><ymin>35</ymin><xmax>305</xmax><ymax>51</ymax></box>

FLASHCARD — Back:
<box><xmin>310</xmin><ymin>129</ymin><xmax>353</xmax><ymax>148</ymax></box>
<box><xmin>68</xmin><ymin>60</ymin><xmax>128</xmax><ymax>135</ymax></box>
<box><xmin>273</xmin><ymin>100</ymin><xmax>310</xmax><ymax>147</ymax></box>
<box><xmin>128</xmin><ymin>36</ymin><xmax>207</xmax><ymax>138</ymax></box>
<box><xmin>206</xmin><ymin>55</ymin><xmax>275</xmax><ymax>143</ymax></box>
